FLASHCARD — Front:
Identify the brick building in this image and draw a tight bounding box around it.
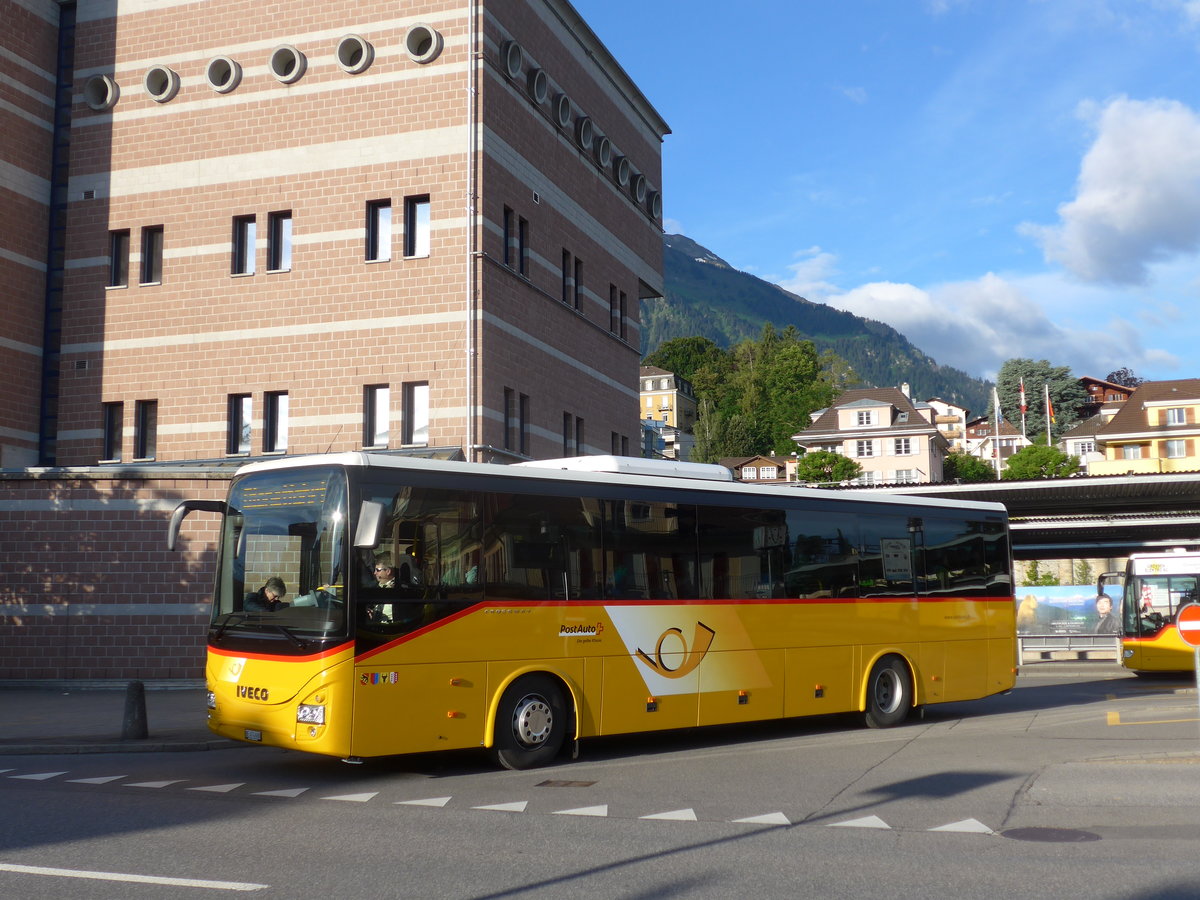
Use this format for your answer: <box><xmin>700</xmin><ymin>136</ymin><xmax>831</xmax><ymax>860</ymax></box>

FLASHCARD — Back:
<box><xmin>1</xmin><ymin>0</ymin><xmax>668</xmax><ymax>677</ymax></box>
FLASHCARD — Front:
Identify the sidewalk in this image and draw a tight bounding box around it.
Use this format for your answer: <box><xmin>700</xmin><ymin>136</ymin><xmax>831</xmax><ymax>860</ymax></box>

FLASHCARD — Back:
<box><xmin>0</xmin><ymin>680</ymin><xmax>236</xmax><ymax>755</ymax></box>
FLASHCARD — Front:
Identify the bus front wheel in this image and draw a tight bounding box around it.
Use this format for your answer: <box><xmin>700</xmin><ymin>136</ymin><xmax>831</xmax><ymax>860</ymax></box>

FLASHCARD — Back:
<box><xmin>492</xmin><ymin>674</ymin><xmax>568</xmax><ymax>770</ymax></box>
<box><xmin>864</xmin><ymin>656</ymin><xmax>911</xmax><ymax>729</ymax></box>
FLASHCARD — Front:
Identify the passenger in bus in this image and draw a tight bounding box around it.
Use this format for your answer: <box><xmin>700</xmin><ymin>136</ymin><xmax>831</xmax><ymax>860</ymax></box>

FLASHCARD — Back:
<box><xmin>373</xmin><ymin>550</ymin><xmax>420</xmax><ymax>588</ymax></box>
<box><xmin>1093</xmin><ymin>593</ymin><xmax>1120</xmax><ymax>634</ymax></box>
<box><xmin>244</xmin><ymin>577</ymin><xmax>288</xmax><ymax>612</ymax></box>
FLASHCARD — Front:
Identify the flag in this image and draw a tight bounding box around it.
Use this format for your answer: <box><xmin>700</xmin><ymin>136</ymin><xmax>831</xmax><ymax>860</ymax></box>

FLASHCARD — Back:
<box><xmin>1019</xmin><ymin>378</ymin><xmax>1027</xmax><ymax>414</ymax></box>
<box><xmin>992</xmin><ymin>387</ymin><xmax>1003</xmax><ymax>427</ymax></box>
<box><xmin>1048</xmin><ymin>397</ymin><xmax>1055</xmax><ymax>423</ymax></box>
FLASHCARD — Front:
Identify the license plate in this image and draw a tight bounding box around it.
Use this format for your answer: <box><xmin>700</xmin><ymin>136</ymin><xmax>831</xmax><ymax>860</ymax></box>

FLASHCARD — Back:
<box><xmin>244</xmin><ymin>729</ymin><xmax>262</xmax><ymax>742</ymax></box>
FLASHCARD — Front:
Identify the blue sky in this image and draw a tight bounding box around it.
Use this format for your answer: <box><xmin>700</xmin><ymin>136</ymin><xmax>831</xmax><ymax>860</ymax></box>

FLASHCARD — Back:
<box><xmin>575</xmin><ymin>0</ymin><xmax>1200</xmax><ymax>383</ymax></box>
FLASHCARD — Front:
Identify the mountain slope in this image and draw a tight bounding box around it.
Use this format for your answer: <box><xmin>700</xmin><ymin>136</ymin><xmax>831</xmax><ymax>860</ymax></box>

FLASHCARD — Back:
<box><xmin>646</xmin><ymin>234</ymin><xmax>990</xmax><ymax>414</ymax></box>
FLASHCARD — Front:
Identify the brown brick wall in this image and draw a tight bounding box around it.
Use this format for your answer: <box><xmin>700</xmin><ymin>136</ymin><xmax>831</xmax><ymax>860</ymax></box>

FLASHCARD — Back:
<box><xmin>0</xmin><ymin>471</ymin><xmax>229</xmax><ymax>679</ymax></box>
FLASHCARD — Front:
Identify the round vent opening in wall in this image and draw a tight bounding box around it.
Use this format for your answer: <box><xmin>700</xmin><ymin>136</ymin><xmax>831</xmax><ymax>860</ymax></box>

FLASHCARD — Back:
<box><xmin>649</xmin><ymin>190</ymin><xmax>663</xmax><ymax>220</ymax></box>
<box><xmin>554</xmin><ymin>93</ymin><xmax>571</xmax><ymax>128</ymax></box>
<box><xmin>503</xmin><ymin>40</ymin><xmax>523</xmax><ymax>78</ymax></box>
<box><xmin>336</xmin><ymin>34</ymin><xmax>374</xmax><ymax>73</ymax></box>
<box><xmin>596</xmin><ymin>136</ymin><xmax>612</xmax><ymax>167</ymax></box>
<box><xmin>631</xmin><ymin>173</ymin><xmax>647</xmax><ymax>204</ymax></box>
<box><xmin>406</xmin><ymin>24</ymin><xmax>444</xmax><ymax>64</ymax></box>
<box><xmin>269</xmin><ymin>45</ymin><xmax>307</xmax><ymax>83</ymax></box>
<box><xmin>527</xmin><ymin>68</ymin><xmax>548</xmax><ymax>104</ymax></box>
<box><xmin>614</xmin><ymin>156</ymin><xmax>631</xmax><ymax>186</ymax></box>
<box><xmin>576</xmin><ymin>117</ymin><xmax>594</xmax><ymax>151</ymax></box>
<box><xmin>206</xmin><ymin>56</ymin><xmax>242</xmax><ymax>93</ymax></box>
<box><xmin>83</xmin><ymin>74</ymin><xmax>119</xmax><ymax>111</ymax></box>
<box><xmin>143</xmin><ymin>66</ymin><xmax>180</xmax><ymax>103</ymax></box>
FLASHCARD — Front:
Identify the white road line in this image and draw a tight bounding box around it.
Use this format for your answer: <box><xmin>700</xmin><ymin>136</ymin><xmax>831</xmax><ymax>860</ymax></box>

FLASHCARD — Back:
<box><xmin>321</xmin><ymin>792</ymin><xmax>379</xmax><ymax>802</ymax></box>
<box><xmin>0</xmin><ymin>862</ymin><xmax>267</xmax><ymax>892</ymax></box>
<box><xmin>473</xmin><ymin>801</ymin><xmax>528</xmax><ymax>812</ymax></box>
<box><xmin>189</xmin><ymin>783</ymin><xmax>245</xmax><ymax>793</ymax></box>
<box><xmin>396</xmin><ymin>797</ymin><xmax>452</xmax><ymax>807</ymax></box>
<box><xmin>553</xmin><ymin>805</ymin><xmax>608</xmax><ymax>817</ymax></box>
<box><xmin>8</xmin><ymin>772</ymin><xmax>67</xmax><ymax>781</ymax></box>
<box><xmin>67</xmin><ymin>776</ymin><xmax>127</xmax><ymax>784</ymax></box>
<box><xmin>125</xmin><ymin>780</ymin><xmax>183</xmax><ymax>788</ymax></box>
<box><xmin>640</xmin><ymin>809</ymin><xmax>697</xmax><ymax>821</ymax></box>
<box><xmin>929</xmin><ymin>819</ymin><xmax>995</xmax><ymax>834</ymax></box>
<box><xmin>731</xmin><ymin>812</ymin><xmax>791</xmax><ymax>826</ymax></box>
<box><xmin>829</xmin><ymin>815</ymin><xmax>891</xmax><ymax>829</ymax></box>
<box><xmin>253</xmin><ymin>788</ymin><xmax>309</xmax><ymax>798</ymax></box>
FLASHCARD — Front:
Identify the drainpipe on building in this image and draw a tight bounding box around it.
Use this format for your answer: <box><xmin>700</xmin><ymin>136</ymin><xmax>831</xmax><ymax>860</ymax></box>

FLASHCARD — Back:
<box><xmin>465</xmin><ymin>0</ymin><xmax>480</xmax><ymax>461</ymax></box>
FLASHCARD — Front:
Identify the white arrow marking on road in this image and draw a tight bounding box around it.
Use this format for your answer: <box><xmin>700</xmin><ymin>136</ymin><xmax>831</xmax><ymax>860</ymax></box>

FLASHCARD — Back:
<box><xmin>640</xmin><ymin>809</ymin><xmax>697</xmax><ymax>821</ymax></box>
<box><xmin>929</xmin><ymin>819</ymin><xmax>995</xmax><ymax>834</ymax></box>
<box><xmin>189</xmin><ymin>783</ymin><xmax>245</xmax><ymax>793</ymax></box>
<box><xmin>321</xmin><ymin>792</ymin><xmax>379</xmax><ymax>802</ymax></box>
<box><xmin>553</xmin><ymin>805</ymin><xmax>608</xmax><ymax>817</ymax></box>
<box><xmin>68</xmin><ymin>776</ymin><xmax>127</xmax><ymax>784</ymax></box>
<box><xmin>8</xmin><ymin>772</ymin><xmax>68</xmax><ymax>781</ymax></box>
<box><xmin>0</xmin><ymin>862</ymin><xmax>267</xmax><ymax>892</ymax></box>
<box><xmin>125</xmin><ymin>780</ymin><xmax>183</xmax><ymax>789</ymax></box>
<box><xmin>252</xmin><ymin>788</ymin><xmax>309</xmax><ymax>798</ymax></box>
<box><xmin>472</xmin><ymin>801</ymin><xmax>528</xmax><ymax>813</ymax></box>
<box><xmin>396</xmin><ymin>797</ymin><xmax>452</xmax><ymax>807</ymax></box>
<box><xmin>829</xmin><ymin>815</ymin><xmax>891</xmax><ymax>829</ymax></box>
<box><xmin>732</xmin><ymin>812</ymin><xmax>791</xmax><ymax>826</ymax></box>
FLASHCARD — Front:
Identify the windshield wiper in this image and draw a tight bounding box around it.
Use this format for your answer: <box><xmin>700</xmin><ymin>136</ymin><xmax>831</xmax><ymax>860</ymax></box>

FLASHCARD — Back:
<box><xmin>212</xmin><ymin>613</ymin><xmax>248</xmax><ymax>643</ymax></box>
<box><xmin>212</xmin><ymin>614</ymin><xmax>307</xmax><ymax>649</ymax></box>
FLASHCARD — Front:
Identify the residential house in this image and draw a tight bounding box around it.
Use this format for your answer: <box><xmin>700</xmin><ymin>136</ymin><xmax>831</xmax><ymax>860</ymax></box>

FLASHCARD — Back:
<box><xmin>1089</xmin><ymin>379</ymin><xmax>1200</xmax><ymax>475</ymax></box>
<box><xmin>640</xmin><ymin>366</ymin><xmax>698</xmax><ymax>433</ymax></box>
<box><xmin>925</xmin><ymin>397</ymin><xmax>970</xmax><ymax>452</ymax></box>
<box><xmin>720</xmin><ymin>455</ymin><xmax>790</xmax><ymax>484</ymax></box>
<box><xmin>1078</xmin><ymin>376</ymin><xmax>1135</xmax><ymax>421</ymax></box>
<box><xmin>964</xmin><ymin>417</ymin><xmax>1031</xmax><ymax>470</ymax></box>
<box><xmin>791</xmin><ymin>386</ymin><xmax>948</xmax><ymax>485</ymax></box>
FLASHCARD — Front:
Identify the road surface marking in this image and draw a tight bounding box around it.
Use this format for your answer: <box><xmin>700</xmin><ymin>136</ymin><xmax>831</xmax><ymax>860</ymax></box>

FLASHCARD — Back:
<box><xmin>0</xmin><ymin>862</ymin><xmax>267</xmax><ymax>892</ymax></box>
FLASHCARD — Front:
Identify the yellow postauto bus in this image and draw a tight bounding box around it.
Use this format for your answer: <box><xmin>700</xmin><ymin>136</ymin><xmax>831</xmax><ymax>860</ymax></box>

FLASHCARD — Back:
<box><xmin>168</xmin><ymin>453</ymin><xmax>1017</xmax><ymax>769</ymax></box>
<box><xmin>1116</xmin><ymin>551</ymin><xmax>1200</xmax><ymax>673</ymax></box>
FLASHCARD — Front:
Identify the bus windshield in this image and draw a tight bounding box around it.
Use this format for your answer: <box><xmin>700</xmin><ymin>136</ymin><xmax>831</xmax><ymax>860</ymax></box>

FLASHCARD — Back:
<box><xmin>210</xmin><ymin>466</ymin><xmax>349</xmax><ymax>653</ymax></box>
<box><xmin>1123</xmin><ymin>571</ymin><xmax>1199</xmax><ymax>637</ymax></box>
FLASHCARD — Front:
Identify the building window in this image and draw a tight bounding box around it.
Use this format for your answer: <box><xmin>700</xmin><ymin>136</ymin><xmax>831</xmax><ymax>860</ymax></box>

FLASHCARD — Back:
<box><xmin>402</xmin><ymin>381</ymin><xmax>429</xmax><ymax>445</ymax></box>
<box><xmin>621</xmin><ymin>435</ymin><xmax>629</xmax><ymax>456</ymax></box>
<box><xmin>894</xmin><ymin>469</ymin><xmax>917</xmax><ymax>483</ymax></box>
<box><xmin>1166</xmin><ymin>439</ymin><xmax>1187</xmax><ymax>459</ymax></box>
<box><xmin>856</xmin><ymin>411</ymin><xmax>875</xmax><ymax>427</ymax></box>
<box><xmin>102</xmin><ymin>402</ymin><xmax>123</xmax><ymax>461</ymax></box>
<box><xmin>264</xmin><ymin>391</ymin><xmax>288</xmax><ymax>453</ymax></box>
<box><xmin>1122</xmin><ymin>444</ymin><xmax>1142</xmax><ymax>460</ymax></box>
<box><xmin>503</xmin><ymin>206</ymin><xmax>514</xmax><ymax>267</ymax></box>
<box><xmin>267</xmin><ymin>210</ymin><xmax>292</xmax><ymax>271</ymax></box>
<box><xmin>1166</xmin><ymin>407</ymin><xmax>1187</xmax><ymax>426</ymax></box>
<box><xmin>742</xmin><ymin>466</ymin><xmax>758</xmax><ymax>480</ymax></box>
<box><xmin>856</xmin><ymin>471</ymin><xmax>878</xmax><ymax>486</ymax></box>
<box><xmin>364</xmin><ymin>385</ymin><xmax>389</xmax><ymax>447</ymax></box>
<box><xmin>563</xmin><ymin>412</ymin><xmax>573</xmax><ymax>455</ymax></box>
<box><xmin>856</xmin><ymin>440</ymin><xmax>874</xmax><ymax>458</ymax></box>
<box><xmin>611</xmin><ymin>431</ymin><xmax>621</xmax><ymax>455</ymax></box>
<box><xmin>133</xmin><ymin>400</ymin><xmax>157</xmax><ymax>460</ymax></box>
<box><xmin>561</xmin><ymin>250</ymin><xmax>572</xmax><ymax>304</ymax></box>
<box><xmin>519</xmin><ymin>394</ymin><xmax>530</xmax><ymax>455</ymax></box>
<box><xmin>366</xmin><ymin>200</ymin><xmax>391</xmax><ymax>262</ymax></box>
<box><xmin>404</xmin><ymin>195</ymin><xmax>430</xmax><ymax>258</ymax></box>
<box><xmin>1077</xmin><ymin>440</ymin><xmax>1095</xmax><ymax>455</ymax></box>
<box><xmin>575</xmin><ymin>416</ymin><xmax>584</xmax><ymax>456</ymax></box>
<box><xmin>518</xmin><ymin>215</ymin><xmax>529</xmax><ymax>276</ymax></box>
<box><xmin>894</xmin><ymin>437</ymin><xmax>913</xmax><ymax>455</ymax></box>
<box><xmin>232</xmin><ymin>215</ymin><xmax>256</xmax><ymax>275</ymax></box>
<box><xmin>573</xmin><ymin>257</ymin><xmax>583</xmax><ymax>309</ymax></box>
<box><xmin>619</xmin><ymin>290</ymin><xmax>627</xmax><ymax>340</ymax></box>
<box><xmin>108</xmin><ymin>230</ymin><xmax>129</xmax><ymax>287</ymax></box>
<box><xmin>760</xmin><ymin>466</ymin><xmax>777</xmax><ymax>479</ymax></box>
<box><xmin>227</xmin><ymin>394</ymin><xmax>252</xmax><ymax>455</ymax></box>
<box><xmin>609</xmin><ymin>285</ymin><xmax>619</xmax><ymax>334</ymax></box>
<box><xmin>504</xmin><ymin>388</ymin><xmax>516</xmax><ymax>451</ymax></box>
<box><xmin>139</xmin><ymin>225</ymin><xmax>163</xmax><ymax>284</ymax></box>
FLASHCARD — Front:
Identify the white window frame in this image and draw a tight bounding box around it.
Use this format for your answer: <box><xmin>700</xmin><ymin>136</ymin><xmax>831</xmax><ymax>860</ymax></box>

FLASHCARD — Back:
<box><xmin>742</xmin><ymin>466</ymin><xmax>758</xmax><ymax>480</ymax></box>
<box><xmin>1122</xmin><ymin>445</ymin><xmax>1142</xmax><ymax>460</ymax></box>
<box><xmin>893</xmin><ymin>437</ymin><xmax>913</xmax><ymax>456</ymax></box>
<box><xmin>855</xmin><ymin>440</ymin><xmax>874</xmax><ymax>458</ymax></box>
<box><xmin>856</xmin><ymin>410</ymin><xmax>875</xmax><ymax>427</ymax></box>
<box><xmin>1166</xmin><ymin>439</ymin><xmax>1187</xmax><ymax>459</ymax></box>
<box><xmin>1166</xmin><ymin>407</ymin><xmax>1187</xmax><ymax>426</ymax></box>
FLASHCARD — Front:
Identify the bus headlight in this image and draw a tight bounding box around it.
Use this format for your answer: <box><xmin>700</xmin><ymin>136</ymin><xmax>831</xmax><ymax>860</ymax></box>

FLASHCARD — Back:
<box><xmin>297</xmin><ymin>704</ymin><xmax>326</xmax><ymax>725</ymax></box>
<box><xmin>206</xmin><ymin>691</ymin><xmax>216</xmax><ymax>710</ymax></box>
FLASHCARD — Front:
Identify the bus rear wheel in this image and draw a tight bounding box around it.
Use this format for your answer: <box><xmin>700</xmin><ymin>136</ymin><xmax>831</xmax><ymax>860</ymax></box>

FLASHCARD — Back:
<box><xmin>493</xmin><ymin>674</ymin><xmax>568</xmax><ymax>770</ymax></box>
<box><xmin>864</xmin><ymin>656</ymin><xmax>911</xmax><ymax>729</ymax></box>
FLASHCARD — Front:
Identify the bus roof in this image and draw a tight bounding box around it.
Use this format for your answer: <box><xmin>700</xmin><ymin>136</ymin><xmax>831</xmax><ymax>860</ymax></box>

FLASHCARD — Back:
<box><xmin>234</xmin><ymin>452</ymin><xmax>1008</xmax><ymax>516</ymax></box>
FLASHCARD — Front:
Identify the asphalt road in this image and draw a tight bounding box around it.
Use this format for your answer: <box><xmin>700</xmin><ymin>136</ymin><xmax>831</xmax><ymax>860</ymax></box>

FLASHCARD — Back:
<box><xmin>2</xmin><ymin>665</ymin><xmax>1199</xmax><ymax>899</ymax></box>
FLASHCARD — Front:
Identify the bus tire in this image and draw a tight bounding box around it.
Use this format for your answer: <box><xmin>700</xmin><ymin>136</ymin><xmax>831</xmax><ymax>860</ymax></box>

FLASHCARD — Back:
<box><xmin>864</xmin><ymin>655</ymin><xmax>910</xmax><ymax>729</ymax></box>
<box><xmin>492</xmin><ymin>674</ymin><xmax>567</xmax><ymax>770</ymax></box>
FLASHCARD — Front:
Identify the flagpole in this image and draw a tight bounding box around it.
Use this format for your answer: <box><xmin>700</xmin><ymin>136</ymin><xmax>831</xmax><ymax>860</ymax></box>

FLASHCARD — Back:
<box><xmin>1019</xmin><ymin>377</ymin><xmax>1027</xmax><ymax>439</ymax></box>
<box><xmin>1044</xmin><ymin>383</ymin><xmax>1053</xmax><ymax>447</ymax></box>
<box><xmin>992</xmin><ymin>387</ymin><xmax>1002</xmax><ymax>479</ymax></box>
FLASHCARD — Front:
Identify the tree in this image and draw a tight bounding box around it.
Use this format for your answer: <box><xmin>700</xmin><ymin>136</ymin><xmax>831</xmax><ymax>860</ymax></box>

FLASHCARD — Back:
<box><xmin>1074</xmin><ymin>560</ymin><xmax>1095</xmax><ymax>586</ymax></box>
<box><xmin>1021</xmin><ymin>561</ymin><xmax>1060</xmax><ymax>587</ymax></box>
<box><xmin>792</xmin><ymin>450</ymin><xmax>862</xmax><ymax>485</ymax></box>
<box><xmin>994</xmin><ymin>358</ymin><xmax>1088</xmax><ymax>444</ymax></box>
<box><xmin>1105</xmin><ymin>367</ymin><xmax>1144</xmax><ymax>388</ymax></box>
<box><xmin>1001</xmin><ymin>444</ymin><xmax>1080</xmax><ymax>480</ymax></box>
<box><xmin>642</xmin><ymin>336</ymin><xmax>725</xmax><ymax>383</ymax></box>
<box><xmin>942</xmin><ymin>449</ymin><xmax>997</xmax><ymax>483</ymax></box>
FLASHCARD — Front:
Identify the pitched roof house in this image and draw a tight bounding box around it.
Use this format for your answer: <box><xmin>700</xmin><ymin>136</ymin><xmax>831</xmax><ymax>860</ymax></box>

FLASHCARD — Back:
<box><xmin>791</xmin><ymin>386</ymin><xmax>948</xmax><ymax>485</ymax></box>
<box><xmin>1089</xmin><ymin>379</ymin><xmax>1200</xmax><ymax>475</ymax></box>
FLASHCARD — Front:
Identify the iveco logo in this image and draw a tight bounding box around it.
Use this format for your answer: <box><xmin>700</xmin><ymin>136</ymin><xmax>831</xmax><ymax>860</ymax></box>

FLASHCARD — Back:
<box><xmin>236</xmin><ymin>685</ymin><xmax>270</xmax><ymax>701</ymax></box>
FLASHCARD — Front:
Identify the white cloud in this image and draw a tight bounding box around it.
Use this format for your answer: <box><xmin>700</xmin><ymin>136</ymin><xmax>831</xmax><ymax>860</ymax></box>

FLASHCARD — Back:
<box><xmin>820</xmin><ymin>273</ymin><xmax>1167</xmax><ymax>381</ymax></box>
<box><xmin>1021</xmin><ymin>96</ymin><xmax>1200</xmax><ymax>284</ymax></box>
<box><xmin>776</xmin><ymin>246</ymin><xmax>841</xmax><ymax>298</ymax></box>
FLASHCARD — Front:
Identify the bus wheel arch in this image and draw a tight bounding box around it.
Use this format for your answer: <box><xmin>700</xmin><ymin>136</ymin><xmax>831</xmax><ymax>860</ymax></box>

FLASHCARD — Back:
<box><xmin>490</xmin><ymin>672</ymin><xmax>573</xmax><ymax>770</ymax></box>
<box><xmin>862</xmin><ymin>653</ymin><xmax>913</xmax><ymax>729</ymax></box>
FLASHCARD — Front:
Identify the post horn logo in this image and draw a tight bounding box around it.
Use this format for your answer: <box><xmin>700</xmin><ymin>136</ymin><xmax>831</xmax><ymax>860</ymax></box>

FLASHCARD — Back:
<box><xmin>635</xmin><ymin>621</ymin><xmax>715</xmax><ymax>678</ymax></box>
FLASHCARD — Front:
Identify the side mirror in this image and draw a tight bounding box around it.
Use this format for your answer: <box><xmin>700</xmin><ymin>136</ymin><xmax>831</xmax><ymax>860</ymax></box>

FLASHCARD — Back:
<box><xmin>354</xmin><ymin>501</ymin><xmax>386</xmax><ymax>548</ymax></box>
<box><xmin>167</xmin><ymin>499</ymin><xmax>227</xmax><ymax>550</ymax></box>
